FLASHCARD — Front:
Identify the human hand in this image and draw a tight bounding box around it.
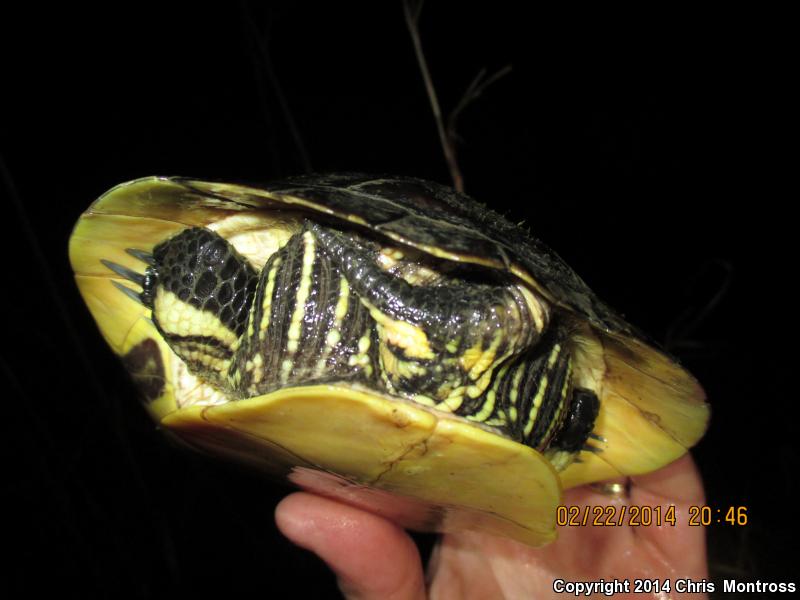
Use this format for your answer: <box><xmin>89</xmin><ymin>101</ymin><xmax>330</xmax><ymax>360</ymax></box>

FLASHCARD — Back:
<box><xmin>275</xmin><ymin>453</ymin><xmax>708</xmax><ymax>599</ymax></box>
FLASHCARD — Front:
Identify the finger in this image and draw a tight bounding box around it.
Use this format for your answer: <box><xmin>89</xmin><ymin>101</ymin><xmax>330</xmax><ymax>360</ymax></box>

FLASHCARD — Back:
<box><xmin>631</xmin><ymin>453</ymin><xmax>705</xmax><ymax>505</ymax></box>
<box><xmin>275</xmin><ymin>492</ymin><xmax>426</xmax><ymax>600</ymax></box>
<box><xmin>563</xmin><ymin>477</ymin><xmax>631</xmax><ymax>507</ymax></box>
<box><xmin>567</xmin><ymin>454</ymin><xmax>705</xmax><ymax>507</ymax></box>
<box><xmin>629</xmin><ymin>454</ymin><xmax>709</xmax><ymax>578</ymax></box>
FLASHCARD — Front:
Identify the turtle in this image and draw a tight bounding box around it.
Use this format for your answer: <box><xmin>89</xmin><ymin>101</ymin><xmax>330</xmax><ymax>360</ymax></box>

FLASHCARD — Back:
<box><xmin>69</xmin><ymin>174</ymin><xmax>709</xmax><ymax>546</ymax></box>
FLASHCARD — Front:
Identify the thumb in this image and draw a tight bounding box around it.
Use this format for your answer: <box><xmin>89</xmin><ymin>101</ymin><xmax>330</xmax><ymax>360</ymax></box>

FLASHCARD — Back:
<box><xmin>275</xmin><ymin>492</ymin><xmax>427</xmax><ymax>600</ymax></box>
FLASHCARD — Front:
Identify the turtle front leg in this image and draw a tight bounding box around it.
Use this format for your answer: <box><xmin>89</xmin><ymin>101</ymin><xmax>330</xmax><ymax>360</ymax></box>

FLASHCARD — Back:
<box><xmin>141</xmin><ymin>227</ymin><xmax>259</xmax><ymax>393</ymax></box>
<box><xmin>310</xmin><ymin>224</ymin><xmax>548</xmax><ymax>408</ymax></box>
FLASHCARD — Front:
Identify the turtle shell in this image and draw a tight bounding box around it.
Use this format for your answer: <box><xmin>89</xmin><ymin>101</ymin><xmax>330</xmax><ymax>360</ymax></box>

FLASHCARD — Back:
<box><xmin>69</xmin><ymin>174</ymin><xmax>709</xmax><ymax>546</ymax></box>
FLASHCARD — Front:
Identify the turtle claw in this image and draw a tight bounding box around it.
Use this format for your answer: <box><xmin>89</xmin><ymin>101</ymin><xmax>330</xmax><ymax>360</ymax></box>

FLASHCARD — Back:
<box><xmin>588</xmin><ymin>432</ymin><xmax>607</xmax><ymax>443</ymax></box>
<box><xmin>101</xmin><ymin>259</ymin><xmax>145</xmax><ymax>286</ymax></box>
<box><xmin>126</xmin><ymin>248</ymin><xmax>154</xmax><ymax>265</ymax></box>
<box><xmin>111</xmin><ymin>280</ymin><xmax>145</xmax><ymax>306</ymax></box>
<box><xmin>103</xmin><ymin>258</ymin><xmax>146</xmax><ymax>305</ymax></box>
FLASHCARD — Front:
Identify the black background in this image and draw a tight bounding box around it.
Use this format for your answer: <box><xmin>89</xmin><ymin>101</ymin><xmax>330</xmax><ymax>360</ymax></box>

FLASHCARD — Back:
<box><xmin>2</xmin><ymin>3</ymin><xmax>793</xmax><ymax>598</ymax></box>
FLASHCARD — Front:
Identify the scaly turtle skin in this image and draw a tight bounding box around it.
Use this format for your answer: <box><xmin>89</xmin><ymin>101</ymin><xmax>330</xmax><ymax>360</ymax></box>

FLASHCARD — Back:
<box><xmin>69</xmin><ymin>174</ymin><xmax>709</xmax><ymax>546</ymax></box>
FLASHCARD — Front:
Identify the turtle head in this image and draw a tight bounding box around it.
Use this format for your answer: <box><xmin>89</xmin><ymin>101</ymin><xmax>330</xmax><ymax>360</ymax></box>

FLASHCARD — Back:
<box><xmin>142</xmin><ymin>227</ymin><xmax>258</xmax><ymax>389</ymax></box>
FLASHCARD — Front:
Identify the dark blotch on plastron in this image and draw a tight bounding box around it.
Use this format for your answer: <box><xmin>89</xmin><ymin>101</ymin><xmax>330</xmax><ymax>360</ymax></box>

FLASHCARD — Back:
<box><xmin>121</xmin><ymin>338</ymin><xmax>166</xmax><ymax>403</ymax></box>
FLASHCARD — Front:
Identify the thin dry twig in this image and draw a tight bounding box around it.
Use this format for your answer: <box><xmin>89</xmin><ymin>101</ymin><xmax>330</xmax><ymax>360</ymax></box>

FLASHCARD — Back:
<box><xmin>403</xmin><ymin>1</ymin><xmax>511</xmax><ymax>192</ymax></box>
<box><xmin>243</xmin><ymin>3</ymin><xmax>312</xmax><ymax>173</ymax></box>
<box><xmin>403</xmin><ymin>0</ymin><xmax>463</xmax><ymax>191</ymax></box>
<box><xmin>447</xmin><ymin>65</ymin><xmax>513</xmax><ymax>144</ymax></box>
